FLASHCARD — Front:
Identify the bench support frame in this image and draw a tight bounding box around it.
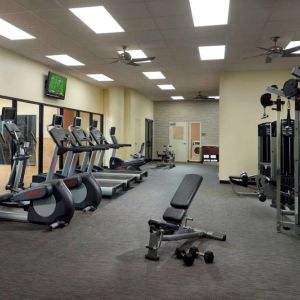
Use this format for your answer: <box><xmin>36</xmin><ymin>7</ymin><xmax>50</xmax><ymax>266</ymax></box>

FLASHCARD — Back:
<box><xmin>145</xmin><ymin>221</ymin><xmax>226</xmax><ymax>261</ymax></box>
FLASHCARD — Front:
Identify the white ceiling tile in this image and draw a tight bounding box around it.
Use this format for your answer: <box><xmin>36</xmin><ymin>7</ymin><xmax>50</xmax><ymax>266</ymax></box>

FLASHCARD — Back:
<box><xmin>146</xmin><ymin>0</ymin><xmax>190</xmax><ymax>17</ymax></box>
<box><xmin>0</xmin><ymin>0</ymin><xmax>298</xmax><ymax>100</ymax></box>
<box><xmin>105</xmin><ymin>2</ymin><xmax>151</xmax><ymax>20</ymax></box>
<box><xmin>0</xmin><ymin>12</ymin><xmax>46</xmax><ymax>28</ymax></box>
<box><xmin>57</xmin><ymin>0</ymin><xmax>105</xmax><ymax>8</ymax></box>
<box><xmin>0</xmin><ymin>0</ymin><xmax>27</xmax><ymax>13</ymax></box>
<box><xmin>155</xmin><ymin>15</ymin><xmax>193</xmax><ymax>30</ymax></box>
<box><xmin>120</xmin><ymin>18</ymin><xmax>157</xmax><ymax>32</ymax></box>
<box><xmin>14</xmin><ymin>0</ymin><xmax>62</xmax><ymax>10</ymax></box>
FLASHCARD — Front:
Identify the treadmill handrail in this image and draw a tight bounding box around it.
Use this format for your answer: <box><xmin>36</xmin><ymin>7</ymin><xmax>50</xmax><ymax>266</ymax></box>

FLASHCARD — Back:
<box><xmin>116</xmin><ymin>143</ymin><xmax>132</xmax><ymax>147</ymax></box>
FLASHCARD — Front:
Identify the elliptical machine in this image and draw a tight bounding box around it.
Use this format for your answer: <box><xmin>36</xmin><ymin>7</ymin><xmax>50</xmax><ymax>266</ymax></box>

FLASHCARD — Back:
<box><xmin>0</xmin><ymin>107</ymin><xmax>74</xmax><ymax>230</ymax></box>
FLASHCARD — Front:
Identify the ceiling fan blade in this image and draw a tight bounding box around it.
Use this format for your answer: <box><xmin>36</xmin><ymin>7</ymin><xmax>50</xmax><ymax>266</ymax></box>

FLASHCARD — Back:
<box><xmin>127</xmin><ymin>61</ymin><xmax>140</xmax><ymax>66</ymax></box>
<box><xmin>131</xmin><ymin>56</ymin><xmax>155</xmax><ymax>62</ymax></box>
<box><xmin>194</xmin><ymin>96</ymin><xmax>209</xmax><ymax>100</ymax></box>
<box><xmin>257</xmin><ymin>47</ymin><xmax>271</xmax><ymax>52</ymax></box>
<box><xmin>283</xmin><ymin>46</ymin><xmax>300</xmax><ymax>55</ymax></box>
<box><xmin>282</xmin><ymin>53</ymin><xmax>300</xmax><ymax>57</ymax></box>
<box><xmin>265</xmin><ymin>56</ymin><xmax>272</xmax><ymax>63</ymax></box>
<box><xmin>99</xmin><ymin>57</ymin><xmax>119</xmax><ymax>60</ymax></box>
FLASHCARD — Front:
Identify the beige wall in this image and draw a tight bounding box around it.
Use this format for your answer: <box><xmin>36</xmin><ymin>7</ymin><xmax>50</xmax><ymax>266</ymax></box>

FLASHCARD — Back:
<box><xmin>0</xmin><ymin>46</ymin><xmax>104</xmax><ymax>114</ymax></box>
<box><xmin>219</xmin><ymin>69</ymin><xmax>291</xmax><ymax>181</ymax></box>
<box><xmin>125</xmin><ymin>89</ymin><xmax>154</xmax><ymax>156</ymax></box>
<box><xmin>103</xmin><ymin>87</ymin><xmax>153</xmax><ymax>164</ymax></box>
<box><xmin>0</xmin><ymin>46</ymin><xmax>154</xmax><ymax>171</ymax></box>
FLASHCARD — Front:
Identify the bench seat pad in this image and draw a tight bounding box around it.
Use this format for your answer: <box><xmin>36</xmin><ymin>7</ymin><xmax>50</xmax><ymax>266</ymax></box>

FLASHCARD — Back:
<box><xmin>163</xmin><ymin>207</ymin><xmax>186</xmax><ymax>224</ymax></box>
<box><xmin>170</xmin><ymin>174</ymin><xmax>203</xmax><ymax>210</ymax></box>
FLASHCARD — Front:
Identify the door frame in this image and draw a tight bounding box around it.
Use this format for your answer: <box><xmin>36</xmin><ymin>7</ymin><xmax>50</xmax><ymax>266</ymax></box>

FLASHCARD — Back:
<box><xmin>188</xmin><ymin>121</ymin><xmax>202</xmax><ymax>162</ymax></box>
<box><xmin>145</xmin><ymin>118</ymin><xmax>153</xmax><ymax>162</ymax></box>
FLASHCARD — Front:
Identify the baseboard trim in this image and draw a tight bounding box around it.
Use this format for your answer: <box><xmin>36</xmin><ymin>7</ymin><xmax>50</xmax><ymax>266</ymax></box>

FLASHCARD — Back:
<box><xmin>219</xmin><ymin>180</ymin><xmax>230</xmax><ymax>184</ymax></box>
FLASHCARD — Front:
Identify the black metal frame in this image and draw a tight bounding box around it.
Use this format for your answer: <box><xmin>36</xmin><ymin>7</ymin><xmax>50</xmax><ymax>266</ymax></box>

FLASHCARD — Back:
<box><xmin>145</xmin><ymin>118</ymin><xmax>153</xmax><ymax>162</ymax></box>
<box><xmin>0</xmin><ymin>94</ymin><xmax>104</xmax><ymax>174</ymax></box>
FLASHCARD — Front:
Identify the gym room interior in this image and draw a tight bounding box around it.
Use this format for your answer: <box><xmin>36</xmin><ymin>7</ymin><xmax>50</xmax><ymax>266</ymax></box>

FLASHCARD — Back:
<box><xmin>0</xmin><ymin>0</ymin><xmax>300</xmax><ymax>299</ymax></box>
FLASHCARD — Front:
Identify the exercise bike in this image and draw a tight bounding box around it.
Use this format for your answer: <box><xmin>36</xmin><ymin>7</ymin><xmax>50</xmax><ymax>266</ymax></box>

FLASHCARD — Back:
<box><xmin>156</xmin><ymin>145</ymin><xmax>176</xmax><ymax>168</ymax></box>
<box><xmin>0</xmin><ymin>107</ymin><xmax>74</xmax><ymax>230</ymax></box>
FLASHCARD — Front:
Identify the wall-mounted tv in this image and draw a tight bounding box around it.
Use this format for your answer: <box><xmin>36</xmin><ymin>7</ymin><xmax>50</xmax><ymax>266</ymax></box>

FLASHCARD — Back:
<box><xmin>45</xmin><ymin>72</ymin><xmax>67</xmax><ymax>100</ymax></box>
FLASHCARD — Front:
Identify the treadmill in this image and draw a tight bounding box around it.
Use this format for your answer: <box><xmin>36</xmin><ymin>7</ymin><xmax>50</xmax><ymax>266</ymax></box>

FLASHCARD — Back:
<box><xmin>89</xmin><ymin>120</ymin><xmax>148</xmax><ymax>181</ymax></box>
<box><xmin>69</xmin><ymin>117</ymin><xmax>136</xmax><ymax>189</ymax></box>
<box><xmin>37</xmin><ymin>115</ymin><xmax>125</xmax><ymax>197</ymax></box>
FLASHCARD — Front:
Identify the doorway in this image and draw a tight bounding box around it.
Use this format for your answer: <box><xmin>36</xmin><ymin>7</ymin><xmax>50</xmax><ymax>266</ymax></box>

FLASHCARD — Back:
<box><xmin>169</xmin><ymin>122</ymin><xmax>188</xmax><ymax>162</ymax></box>
<box><xmin>145</xmin><ymin>118</ymin><xmax>153</xmax><ymax>161</ymax></box>
<box><xmin>168</xmin><ymin>121</ymin><xmax>202</xmax><ymax>163</ymax></box>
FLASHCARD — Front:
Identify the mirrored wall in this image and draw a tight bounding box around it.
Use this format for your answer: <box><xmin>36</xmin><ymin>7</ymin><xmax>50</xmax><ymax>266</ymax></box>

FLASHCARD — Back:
<box><xmin>0</xmin><ymin>95</ymin><xmax>103</xmax><ymax>193</ymax></box>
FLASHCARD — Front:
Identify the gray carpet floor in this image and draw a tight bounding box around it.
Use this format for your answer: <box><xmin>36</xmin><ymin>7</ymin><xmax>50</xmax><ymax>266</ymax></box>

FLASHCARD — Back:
<box><xmin>0</xmin><ymin>163</ymin><xmax>300</xmax><ymax>300</ymax></box>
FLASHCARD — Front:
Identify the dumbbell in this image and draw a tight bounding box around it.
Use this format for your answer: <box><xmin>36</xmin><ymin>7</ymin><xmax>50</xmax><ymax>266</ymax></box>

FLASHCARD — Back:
<box><xmin>174</xmin><ymin>248</ymin><xmax>194</xmax><ymax>266</ymax></box>
<box><xmin>258</xmin><ymin>193</ymin><xmax>267</xmax><ymax>202</ymax></box>
<box><xmin>189</xmin><ymin>246</ymin><xmax>214</xmax><ymax>264</ymax></box>
<box><xmin>174</xmin><ymin>247</ymin><xmax>214</xmax><ymax>266</ymax></box>
<box><xmin>240</xmin><ymin>172</ymin><xmax>249</xmax><ymax>184</ymax></box>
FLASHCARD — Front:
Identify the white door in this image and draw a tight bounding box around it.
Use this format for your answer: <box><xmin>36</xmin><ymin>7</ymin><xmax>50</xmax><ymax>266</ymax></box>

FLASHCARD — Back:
<box><xmin>169</xmin><ymin>122</ymin><xmax>188</xmax><ymax>162</ymax></box>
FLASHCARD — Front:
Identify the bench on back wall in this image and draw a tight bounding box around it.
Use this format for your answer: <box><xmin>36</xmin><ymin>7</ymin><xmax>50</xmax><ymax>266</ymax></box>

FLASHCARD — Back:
<box><xmin>202</xmin><ymin>146</ymin><xmax>219</xmax><ymax>162</ymax></box>
<box><xmin>145</xmin><ymin>174</ymin><xmax>226</xmax><ymax>261</ymax></box>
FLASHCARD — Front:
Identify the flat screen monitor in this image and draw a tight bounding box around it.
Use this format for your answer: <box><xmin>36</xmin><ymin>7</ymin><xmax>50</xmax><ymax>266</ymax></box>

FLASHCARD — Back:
<box><xmin>52</xmin><ymin>114</ymin><xmax>63</xmax><ymax>127</ymax></box>
<box><xmin>45</xmin><ymin>72</ymin><xmax>67</xmax><ymax>100</ymax></box>
<box><xmin>74</xmin><ymin>117</ymin><xmax>82</xmax><ymax>127</ymax></box>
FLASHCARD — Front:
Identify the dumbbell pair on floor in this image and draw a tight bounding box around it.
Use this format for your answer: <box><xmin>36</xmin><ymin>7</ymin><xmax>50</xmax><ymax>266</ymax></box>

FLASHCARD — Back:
<box><xmin>175</xmin><ymin>246</ymin><xmax>214</xmax><ymax>266</ymax></box>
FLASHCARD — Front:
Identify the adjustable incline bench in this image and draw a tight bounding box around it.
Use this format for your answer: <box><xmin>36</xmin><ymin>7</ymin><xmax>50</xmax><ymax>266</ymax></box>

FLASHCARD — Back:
<box><xmin>145</xmin><ymin>174</ymin><xmax>226</xmax><ymax>261</ymax></box>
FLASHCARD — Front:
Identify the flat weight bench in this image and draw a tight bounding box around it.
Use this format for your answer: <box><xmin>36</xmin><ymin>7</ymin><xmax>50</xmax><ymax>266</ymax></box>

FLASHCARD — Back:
<box><xmin>145</xmin><ymin>174</ymin><xmax>226</xmax><ymax>261</ymax></box>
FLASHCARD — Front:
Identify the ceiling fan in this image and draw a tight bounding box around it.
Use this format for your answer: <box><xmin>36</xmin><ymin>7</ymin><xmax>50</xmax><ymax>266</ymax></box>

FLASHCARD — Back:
<box><xmin>185</xmin><ymin>91</ymin><xmax>218</xmax><ymax>101</ymax></box>
<box><xmin>244</xmin><ymin>36</ymin><xmax>300</xmax><ymax>63</ymax></box>
<box><xmin>106</xmin><ymin>46</ymin><xmax>155</xmax><ymax>66</ymax></box>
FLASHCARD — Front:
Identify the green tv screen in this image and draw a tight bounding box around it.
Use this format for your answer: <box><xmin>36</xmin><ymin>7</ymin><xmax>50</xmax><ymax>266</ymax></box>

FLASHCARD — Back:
<box><xmin>45</xmin><ymin>72</ymin><xmax>67</xmax><ymax>100</ymax></box>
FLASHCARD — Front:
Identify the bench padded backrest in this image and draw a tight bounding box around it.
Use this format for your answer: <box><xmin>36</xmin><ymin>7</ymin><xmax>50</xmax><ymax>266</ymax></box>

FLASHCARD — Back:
<box><xmin>170</xmin><ymin>174</ymin><xmax>203</xmax><ymax>209</ymax></box>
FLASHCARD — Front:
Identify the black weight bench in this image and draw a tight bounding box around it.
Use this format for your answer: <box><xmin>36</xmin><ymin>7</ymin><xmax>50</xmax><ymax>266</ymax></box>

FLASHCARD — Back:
<box><xmin>145</xmin><ymin>174</ymin><xmax>226</xmax><ymax>261</ymax></box>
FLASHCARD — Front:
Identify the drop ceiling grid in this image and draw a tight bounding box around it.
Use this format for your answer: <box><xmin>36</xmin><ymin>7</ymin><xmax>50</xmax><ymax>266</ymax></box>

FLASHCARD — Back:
<box><xmin>0</xmin><ymin>0</ymin><xmax>298</xmax><ymax>100</ymax></box>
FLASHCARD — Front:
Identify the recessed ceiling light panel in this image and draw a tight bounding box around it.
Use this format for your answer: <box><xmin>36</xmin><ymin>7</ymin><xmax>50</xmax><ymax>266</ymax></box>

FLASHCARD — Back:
<box><xmin>0</xmin><ymin>18</ymin><xmax>35</xmax><ymax>40</ymax></box>
<box><xmin>199</xmin><ymin>45</ymin><xmax>226</xmax><ymax>60</ymax></box>
<box><xmin>87</xmin><ymin>74</ymin><xmax>114</xmax><ymax>81</ymax></box>
<box><xmin>171</xmin><ymin>96</ymin><xmax>184</xmax><ymax>100</ymax></box>
<box><xmin>69</xmin><ymin>6</ymin><xmax>124</xmax><ymax>34</ymax></box>
<box><xmin>285</xmin><ymin>41</ymin><xmax>300</xmax><ymax>54</ymax></box>
<box><xmin>189</xmin><ymin>0</ymin><xmax>230</xmax><ymax>27</ymax></box>
<box><xmin>158</xmin><ymin>84</ymin><xmax>175</xmax><ymax>90</ymax></box>
<box><xmin>209</xmin><ymin>96</ymin><xmax>220</xmax><ymax>99</ymax></box>
<box><xmin>143</xmin><ymin>72</ymin><xmax>165</xmax><ymax>79</ymax></box>
<box><xmin>46</xmin><ymin>55</ymin><xmax>84</xmax><ymax>66</ymax></box>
